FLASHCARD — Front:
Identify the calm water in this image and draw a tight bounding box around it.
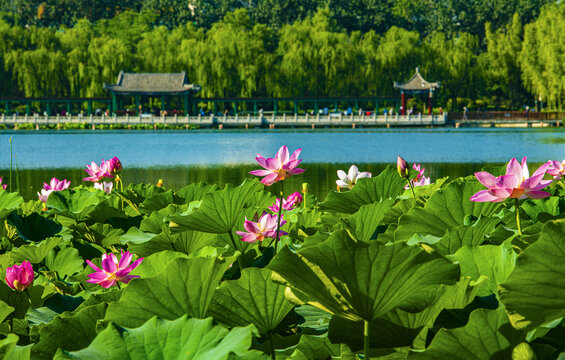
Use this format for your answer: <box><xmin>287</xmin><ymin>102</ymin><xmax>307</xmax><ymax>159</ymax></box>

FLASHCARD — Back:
<box><xmin>0</xmin><ymin>128</ymin><xmax>563</xmax><ymax>200</ymax></box>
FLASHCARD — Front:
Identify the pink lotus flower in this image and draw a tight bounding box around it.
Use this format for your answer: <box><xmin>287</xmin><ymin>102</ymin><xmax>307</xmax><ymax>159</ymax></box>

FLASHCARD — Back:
<box><xmin>397</xmin><ymin>156</ymin><xmax>409</xmax><ymax>178</ymax></box>
<box><xmin>106</xmin><ymin>157</ymin><xmax>123</xmax><ymax>174</ymax></box>
<box><xmin>236</xmin><ymin>213</ymin><xmax>287</xmax><ymax>243</ymax></box>
<box><xmin>268</xmin><ymin>192</ymin><xmax>303</xmax><ymax>213</ymax></box>
<box><xmin>547</xmin><ymin>160</ymin><xmax>565</xmax><ymax>180</ymax></box>
<box><xmin>83</xmin><ymin>160</ymin><xmax>114</xmax><ymax>182</ymax></box>
<box><xmin>94</xmin><ymin>181</ymin><xmax>113</xmax><ymax>194</ymax></box>
<box><xmin>470</xmin><ymin>157</ymin><xmax>552</xmax><ymax>202</ymax></box>
<box><xmin>0</xmin><ymin>178</ymin><xmax>6</xmax><ymax>190</ymax></box>
<box><xmin>404</xmin><ymin>163</ymin><xmax>430</xmax><ymax>189</ymax></box>
<box><xmin>250</xmin><ymin>145</ymin><xmax>305</xmax><ymax>186</ymax></box>
<box><xmin>6</xmin><ymin>261</ymin><xmax>34</xmax><ymax>291</ymax></box>
<box><xmin>37</xmin><ymin>177</ymin><xmax>71</xmax><ymax>203</ymax></box>
<box><xmin>336</xmin><ymin>165</ymin><xmax>372</xmax><ymax>190</ymax></box>
<box><xmin>85</xmin><ymin>251</ymin><xmax>143</xmax><ymax>288</ymax></box>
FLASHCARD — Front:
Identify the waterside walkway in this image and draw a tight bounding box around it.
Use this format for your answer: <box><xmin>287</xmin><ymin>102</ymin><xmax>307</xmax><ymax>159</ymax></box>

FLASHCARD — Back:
<box><xmin>0</xmin><ymin>113</ymin><xmax>561</xmax><ymax>128</ymax></box>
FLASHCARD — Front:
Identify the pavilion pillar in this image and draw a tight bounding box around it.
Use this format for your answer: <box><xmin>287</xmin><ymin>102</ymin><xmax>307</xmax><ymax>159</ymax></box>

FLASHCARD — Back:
<box><xmin>355</xmin><ymin>100</ymin><xmax>359</xmax><ymax>113</ymax></box>
<box><xmin>294</xmin><ymin>101</ymin><xmax>298</xmax><ymax>115</ymax></box>
<box><xmin>184</xmin><ymin>94</ymin><xmax>189</xmax><ymax>115</ymax></box>
<box><xmin>314</xmin><ymin>101</ymin><xmax>318</xmax><ymax>115</ymax></box>
<box><xmin>234</xmin><ymin>101</ymin><xmax>238</xmax><ymax>115</ymax></box>
<box><xmin>161</xmin><ymin>95</ymin><xmax>166</xmax><ymax>112</ymax></box>
<box><xmin>46</xmin><ymin>101</ymin><xmax>51</xmax><ymax>115</ymax></box>
<box><xmin>87</xmin><ymin>101</ymin><xmax>92</xmax><ymax>115</ymax></box>
<box><xmin>253</xmin><ymin>101</ymin><xmax>257</xmax><ymax>115</ymax></box>
<box><xmin>401</xmin><ymin>91</ymin><xmax>405</xmax><ymax>115</ymax></box>
<box><xmin>428</xmin><ymin>90</ymin><xmax>433</xmax><ymax>115</ymax></box>
<box><xmin>66</xmin><ymin>101</ymin><xmax>71</xmax><ymax>115</ymax></box>
<box><xmin>26</xmin><ymin>101</ymin><xmax>30</xmax><ymax>115</ymax></box>
<box><xmin>135</xmin><ymin>95</ymin><xmax>140</xmax><ymax>115</ymax></box>
<box><xmin>112</xmin><ymin>93</ymin><xmax>117</xmax><ymax>115</ymax></box>
<box><xmin>4</xmin><ymin>101</ymin><xmax>9</xmax><ymax>115</ymax></box>
<box><xmin>274</xmin><ymin>100</ymin><xmax>278</xmax><ymax>116</ymax></box>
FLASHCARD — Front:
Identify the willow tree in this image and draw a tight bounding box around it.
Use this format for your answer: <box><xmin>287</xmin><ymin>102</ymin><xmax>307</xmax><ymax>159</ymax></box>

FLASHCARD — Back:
<box><xmin>520</xmin><ymin>3</ymin><xmax>565</xmax><ymax>110</ymax></box>
<box><xmin>482</xmin><ymin>13</ymin><xmax>525</xmax><ymax>108</ymax></box>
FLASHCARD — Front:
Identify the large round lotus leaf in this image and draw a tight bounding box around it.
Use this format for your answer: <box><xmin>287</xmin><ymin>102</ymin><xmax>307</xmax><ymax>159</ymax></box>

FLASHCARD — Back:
<box><xmin>268</xmin><ymin>230</ymin><xmax>460</xmax><ymax>322</ymax></box>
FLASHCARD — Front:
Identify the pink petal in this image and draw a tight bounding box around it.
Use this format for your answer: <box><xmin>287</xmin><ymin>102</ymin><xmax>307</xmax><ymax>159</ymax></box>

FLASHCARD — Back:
<box><xmin>524</xmin><ymin>190</ymin><xmax>552</xmax><ymax>199</ymax></box>
<box><xmin>243</xmin><ymin>219</ymin><xmax>260</xmax><ymax>233</ymax></box>
<box><xmin>506</xmin><ymin>158</ymin><xmax>523</xmax><ymax>180</ymax></box>
<box><xmin>497</xmin><ymin>175</ymin><xmax>520</xmax><ymax>189</ymax></box>
<box><xmin>521</xmin><ymin>173</ymin><xmax>545</xmax><ymax>190</ymax></box>
<box><xmin>532</xmin><ymin>179</ymin><xmax>553</xmax><ymax>190</ymax></box>
<box><xmin>532</xmin><ymin>162</ymin><xmax>550</xmax><ymax>178</ymax></box>
<box><xmin>241</xmin><ymin>234</ymin><xmax>258</xmax><ymax>243</ymax></box>
<box><xmin>101</xmin><ymin>257</ymin><xmax>117</xmax><ymax>273</ymax></box>
<box><xmin>85</xmin><ymin>260</ymin><xmax>102</xmax><ymax>272</ymax></box>
<box><xmin>261</xmin><ymin>173</ymin><xmax>279</xmax><ymax>186</ymax></box>
<box><xmin>87</xmin><ymin>272</ymin><xmax>112</xmax><ymax>281</ymax></box>
<box><xmin>265</xmin><ymin>158</ymin><xmax>281</xmax><ymax>171</ymax></box>
<box><xmin>249</xmin><ymin>169</ymin><xmax>273</xmax><ymax>176</ymax></box>
<box><xmin>118</xmin><ymin>252</ymin><xmax>133</xmax><ymax>270</ymax></box>
<box><xmin>276</xmin><ymin>145</ymin><xmax>290</xmax><ymax>164</ymax></box>
<box><xmin>118</xmin><ymin>275</ymin><xmax>139</xmax><ymax>284</ymax></box>
<box><xmin>289</xmin><ymin>168</ymin><xmax>306</xmax><ymax>175</ymax></box>
<box><xmin>520</xmin><ymin>157</ymin><xmax>529</xmax><ymax>178</ymax></box>
<box><xmin>475</xmin><ymin>172</ymin><xmax>498</xmax><ymax>189</ymax></box>
<box><xmin>469</xmin><ymin>190</ymin><xmax>504</xmax><ymax>202</ymax></box>
<box><xmin>491</xmin><ymin>188</ymin><xmax>512</xmax><ymax>200</ymax></box>
<box><xmin>289</xmin><ymin>148</ymin><xmax>302</xmax><ymax>161</ymax></box>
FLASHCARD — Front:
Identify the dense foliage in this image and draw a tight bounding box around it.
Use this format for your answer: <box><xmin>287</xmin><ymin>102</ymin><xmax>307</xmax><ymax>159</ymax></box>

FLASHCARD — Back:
<box><xmin>2</xmin><ymin>1</ymin><xmax>565</xmax><ymax>109</ymax></box>
<box><xmin>0</xmin><ymin>150</ymin><xmax>565</xmax><ymax>358</ymax></box>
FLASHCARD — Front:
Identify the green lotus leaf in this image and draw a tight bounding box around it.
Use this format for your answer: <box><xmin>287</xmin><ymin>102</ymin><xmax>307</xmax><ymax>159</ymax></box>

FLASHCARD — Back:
<box><xmin>208</xmin><ymin>268</ymin><xmax>294</xmax><ymax>334</ymax></box>
<box><xmin>46</xmin><ymin>189</ymin><xmax>103</xmax><ymax>221</ymax></box>
<box><xmin>139</xmin><ymin>204</ymin><xmax>186</xmax><ymax>234</ymax></box>
<box><xmin>295</xmin><ymin>305</ymin><xmax>332</xmax><ymax>333</ymax></box>
<box><xmin>521</xmin><ymin>197</ymin><xmax>561</xmax><ymax>222</ymax></box>
<box><xmin>132</xmin><ymin>250</ymin><xmax>188</xmax><ymax>278</ymax></box>
<box><xmin>455</xmin><ymin>242</ymin><xmax>516</xmax><ymax>297</ymax></box>
<box><xmin>125</xmin><ymin>226</ymin><xmax>216</xmax><ymax>257</ymax></box>
<box><xmin>347</xmin><ymin>200</ymin><xmax>395</xmax><ymax>242</ymax></box>
<box><xmin>0</xmin><ymin>191</ymin><xmax>24</xmax><ymax>221</ymax></box>
<box><xmin>105</xmin><ymin>255</ymin><xmax>235</xmax><ymax>328</ymax></box>
<box><xmin>276</xmin><ymin>334</ymin><xmax>341</xmax><ymax>360</ymax></box>
<box><xmin>394</xmin><ymin>179</ymin><xmax>502</xmax><ymax>242</ymax></box>
<box><xmin>320</xmin><ymin>166</ymin><xmax>407</xmax><ymax>214</ymax></box>
<box><xmin>31</xmin><ymin>303</ymin><xmax>107</xmax><ymax>360</ymax></box>
<box><xmin>429</xmin><ymin>216</ymin><xmax>500</xmax><ymax>255</ymax></box>
<box><xmin>328</xmin><ymin>276</ymin><xmax>485</xmax><ymax>350</ymax></box>
<box><xmin>45</xmin><ymin>247</ymin><xmax>84</xmax><ymax>278</ymax></box>
<box><xmin>408</xmin><ymin>307</ymin><xmax>523</xmax><ymax>359</ymax></box>
<box><xmin>0</xmin><ymin>301</ymin><xmax>13</xmax><ymax>324</ymax></box>
<box><xmin>175</xmin><ymin>182</ymin><xmax>219</xmax><ymax>204</ymax></box>
<box><xmin>169</xmin><ymin>178</ymin><xmax>263</xmax><ymax>233</ymax></box>
<box><xmin>9</xmin><ymin>237</ymin><xmax>62</xmax><ymax>264</ymax></box>
<box><xmin>7</xmin><ymin>212</ymin><xmax>62</xmax><ymax>242</ymax></box>
<box><xmin>499</xmin><ymin>220</ymin><xmax>565</xmax><ymax>330</ymax></box>
<box><xmin>139</xmin><ymin>190</ymin><xmax>174</xmax><ymax>214</ymax></box>
<box><xmin>268</xmin><ymin>230</ymin><xmax>460</xmax><ymax>322</ymax></box>
<box><xmin>0</xmin><ymin>334</ymin><xmax>21</xmax><ymax>359</ymax></box>
<box><xmin>54</xmin><ymin>316</ymin><xmax>259</xmax><ymax>360</ymax></box>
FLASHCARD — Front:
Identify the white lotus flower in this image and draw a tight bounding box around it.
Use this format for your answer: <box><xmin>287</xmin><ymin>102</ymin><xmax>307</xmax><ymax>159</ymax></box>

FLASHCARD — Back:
<box><xmin>336</xmin><ymin>165</ymin><xmax>372</xmax><ymax>190</ymax></box>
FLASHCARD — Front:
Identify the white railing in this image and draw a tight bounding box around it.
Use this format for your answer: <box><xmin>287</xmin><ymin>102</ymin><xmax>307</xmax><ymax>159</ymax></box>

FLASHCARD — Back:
<box><xmin>0</xmin><ymin>113</ymin><xmax>447</xmax><ymax>127</ymax></box>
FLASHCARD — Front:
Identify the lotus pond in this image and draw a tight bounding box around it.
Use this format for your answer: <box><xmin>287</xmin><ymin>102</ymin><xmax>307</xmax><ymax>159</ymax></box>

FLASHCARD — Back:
<box><xmin>0</xmin><ymin>144</ymin><xmax>565</xmax><ymax>359</ymax></box>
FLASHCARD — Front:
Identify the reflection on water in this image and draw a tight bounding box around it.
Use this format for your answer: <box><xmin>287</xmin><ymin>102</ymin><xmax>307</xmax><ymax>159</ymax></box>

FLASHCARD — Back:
<box><xmin>13</xmin><ymin>162</ymin><xmax>506</xmax><ymax>201</ymax></box>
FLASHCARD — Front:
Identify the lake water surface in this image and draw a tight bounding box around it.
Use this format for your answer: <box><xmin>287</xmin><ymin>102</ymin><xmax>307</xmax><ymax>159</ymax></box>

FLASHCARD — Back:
<box><xmin>0</xmin><ymin>128</ymin><xmax>563</xmax><ymax>200</ymax></box>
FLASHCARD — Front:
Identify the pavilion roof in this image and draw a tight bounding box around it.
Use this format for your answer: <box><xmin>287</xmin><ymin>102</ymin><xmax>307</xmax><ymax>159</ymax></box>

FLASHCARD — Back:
<box><xmin>393</xmin><ymin>68</ymin><xmax>440</xmax><ymax>92</ymax></box>
<box><xmin>104</xmin><ymin>71</ymin><xmax>201</xmax><ymax>94</ymax></box>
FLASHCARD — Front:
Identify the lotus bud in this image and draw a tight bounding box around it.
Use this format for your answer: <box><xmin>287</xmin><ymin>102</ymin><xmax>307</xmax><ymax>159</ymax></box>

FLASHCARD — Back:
<box><xmin>6</xmin><ymin>261</ymin><xmax>34</xmax><ymax>291</ymax></box>
<box><xmin>156</xmin><ymin>179</ymin><xmax>164</xmax><ymax>187</ymax></box>
<box><xmin>302</xmin><ymin>182</ymin><xmax>309</xmax><ymax>194</ymax></box>
<box><xmin>397</xmin><ymin>156</ymin><xmax>410</xmax><ymax>178</ymax></box>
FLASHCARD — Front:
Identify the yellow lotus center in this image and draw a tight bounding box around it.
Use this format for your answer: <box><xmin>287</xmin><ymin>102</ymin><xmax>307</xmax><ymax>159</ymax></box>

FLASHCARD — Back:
<box><xmin>13</xmin><ymin>280</ymin><xmax>26</xmax><ymax>291</ymax></box>
<box><xmin>277</xmin><ymin>168</ymin><xmax>289</xmax><ymax>180</ymax></box>
<box><xmin>510</xmin><ymin>188</ymin><xmax>525</xmax><ymax>198</ymax></box>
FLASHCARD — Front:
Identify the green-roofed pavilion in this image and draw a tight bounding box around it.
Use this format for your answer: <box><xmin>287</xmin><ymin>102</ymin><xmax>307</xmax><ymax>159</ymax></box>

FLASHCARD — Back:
<box><xmin>103</xmin><ymin>71</ymin><xmax>201</xmax><ymax>115</ymax></box>
<box><xmin>394</xmin><ymin>68</ymin><xmax>440</xmax><ymax>115</ymax></box>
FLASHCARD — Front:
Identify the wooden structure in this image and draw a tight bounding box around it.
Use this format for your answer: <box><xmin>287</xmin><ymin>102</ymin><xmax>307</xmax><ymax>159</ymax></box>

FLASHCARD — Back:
<box><xmin>103</xmin><ymin>71</ymin><xmax>201</xmax><ymax>115</ymax></box>
<box><xmin>394</xmin><ymin>68</ymin><xmax>440</xmax><ymax>115</ymax></box>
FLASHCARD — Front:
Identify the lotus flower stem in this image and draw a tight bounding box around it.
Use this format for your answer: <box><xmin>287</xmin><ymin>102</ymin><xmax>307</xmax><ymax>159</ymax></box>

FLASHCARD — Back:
<box><xmin>228</xmin><ymin>231</ymin><xmax>244</xmax><ymax>271</ymax></box>
<box><xmin>364</xmin><ymin>320</ymin><xmax>370</xmax><ymax>359</ymax></box>
<box><xmin>116</xmin><ymin>281</ymin><xmax>121</xmax><ymax>290</ymax></box>
<box><xmin>268</xmin><ymin>331</ymin><xmax>275</xmax><ymax>359</ymax></box>
<box><xmin>406</xmin><ymin>179</ymin><xmax>416</xmax><ymax>198</ymax></box>
<box><xmin>9</xmin><ymin>137</ymin><xmax>12</xmax><ymax>192</ymax></box>
<box><xmin>274</xmin><ymin>183</ymin><xmax>284</xmax><ymax>255</ymax></box>
<box><xmin>515</xmin><ymin>198</ymin><xmax>522</xmax><ymax>236</ymax></box>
